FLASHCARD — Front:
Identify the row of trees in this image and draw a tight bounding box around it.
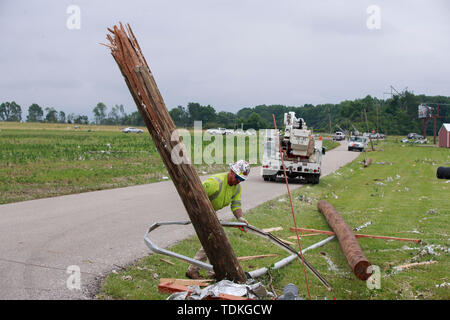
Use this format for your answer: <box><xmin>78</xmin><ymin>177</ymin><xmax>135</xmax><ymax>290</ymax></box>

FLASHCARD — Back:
<box><xmin>170</xmin><ymin>93</ymin><xmax>449</xmax><ymax>135</ymax></box>
<box><xmin>169</xmin><ymin>102</ymin><xmax>270</xmax><ymax>130</ymax></box>
<box><xmin>91</xmin><ymin>102</ymin><xmax>144</xmax><ymax>126</ymax></box>
<box><xmin>0</xmin><ymin>102</ymin><xmax>90</xmax><ymax>124</ymax></box>
<box><xmin>2</xmin><ymin>92</ymin><xmax>449</xmax><ymax>134</ymax></box>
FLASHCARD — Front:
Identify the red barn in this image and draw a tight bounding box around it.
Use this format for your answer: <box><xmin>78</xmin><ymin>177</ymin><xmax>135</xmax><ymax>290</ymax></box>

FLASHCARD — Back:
<box><xmin>439</xmin><ymin>123</ymin><xmax>450</xmax><ymax>148</ymax></box>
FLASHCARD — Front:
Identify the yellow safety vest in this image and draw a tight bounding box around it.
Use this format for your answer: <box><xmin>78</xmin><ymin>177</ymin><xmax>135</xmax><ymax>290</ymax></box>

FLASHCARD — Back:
<box><xmin>202</xmin><ymin>172</ymin><xmax>242</xmax><ymax>212</ymax></box>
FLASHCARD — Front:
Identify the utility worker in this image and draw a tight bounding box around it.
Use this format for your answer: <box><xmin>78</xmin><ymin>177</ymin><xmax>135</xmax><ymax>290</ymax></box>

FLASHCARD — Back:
<box><xmin>185</xmin><ymin>160</ymin><xmax>250</xmax><ymax>279</ymax></box>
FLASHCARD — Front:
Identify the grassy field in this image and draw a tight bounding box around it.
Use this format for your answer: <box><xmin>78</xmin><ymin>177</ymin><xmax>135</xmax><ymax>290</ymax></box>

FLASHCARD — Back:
<box><xmin>0</xmin><ymin>122</ymin><xmax>339</xmax><ymax>204</ymax></box>
<box><xmin>100</xmin><ymin>138</ymin><xmax>449</xmax><ymax>300</ymax></box>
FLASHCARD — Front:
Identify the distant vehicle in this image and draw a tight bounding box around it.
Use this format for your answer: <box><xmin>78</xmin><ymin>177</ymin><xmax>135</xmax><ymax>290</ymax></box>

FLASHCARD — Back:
<box><xmin>369</xmin><ymin>133</ymin><xmax>385</xmax><ymax>139</ymax></box>
<box><xmin>348</xmin><ymin>136</ymin><xmax>368</xmax><ymax>152</ymax></box>
<box><xmin>333</xmin><ymin>131</ymin><xmax>345</xmax><ymax>141</ymax></box>
<box><xmin>407</xmin><ymin>133</ymin><xmax>423</xmax><ymax>140</ymax></box>
<box><xmin>206</xmin><ymin>128</ymin><xmax>234</xmax><ymax>135</ymax></box>
<box><xmin>122</xmin><ymin>127</ymin><xmax>143</xmax><ymax>133</ymax></box>
<box><xmin>261</xmin><ymin>112</ymin><xmax>323</xmax><ymax>184</ymax></box>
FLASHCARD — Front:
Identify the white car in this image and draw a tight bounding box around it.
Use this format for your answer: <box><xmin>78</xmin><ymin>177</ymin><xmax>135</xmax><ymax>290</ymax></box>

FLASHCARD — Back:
<box><xmin>122</xmin><ymin>127</ymin><xmax>143</xmax><ymax>133</ymax></box>
<box><xmin>333</xmin><ymin>131</ymin><xmax>345</xmax><ymax>141</ymax></box>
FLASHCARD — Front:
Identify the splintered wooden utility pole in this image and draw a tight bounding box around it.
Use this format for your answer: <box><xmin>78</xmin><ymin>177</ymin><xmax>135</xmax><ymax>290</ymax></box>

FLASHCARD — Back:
<box><xmin>103</xmin><ymin>23</ymin><xmax>246</xmax><ymax>283</ymax></box>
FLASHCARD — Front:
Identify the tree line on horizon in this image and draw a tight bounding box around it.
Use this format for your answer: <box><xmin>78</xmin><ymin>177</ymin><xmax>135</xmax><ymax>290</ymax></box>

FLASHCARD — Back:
<box><xmin>1</xmin><ymin>92</ymin><xmax>449</xmax><ymax>135</ymax></box>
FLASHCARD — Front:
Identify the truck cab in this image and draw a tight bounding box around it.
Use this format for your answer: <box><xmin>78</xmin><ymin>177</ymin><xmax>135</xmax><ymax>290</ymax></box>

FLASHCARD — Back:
<box><xmin>348</xmin><ymin>136</ymin><xmax>368</xmax><ymax>152</ymax></box>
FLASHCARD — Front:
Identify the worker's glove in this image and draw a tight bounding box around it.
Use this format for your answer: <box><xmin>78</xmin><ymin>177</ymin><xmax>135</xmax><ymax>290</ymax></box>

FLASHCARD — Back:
<box><xmin>237</xmin><ymin>217</ymin><xmax>248</xmax><ymax>232</ymax></box>
<box><xmin>237</xmin><ymin>217</ymin><xmax>248</xmax><ymax>224</ymax></box>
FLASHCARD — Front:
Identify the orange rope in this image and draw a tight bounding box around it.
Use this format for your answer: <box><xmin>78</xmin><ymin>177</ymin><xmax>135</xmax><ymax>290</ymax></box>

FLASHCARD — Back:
<box><xmin>272</xmin><ymin>114</ymin><xmax>311</xmax><ymax>300</ymax></box>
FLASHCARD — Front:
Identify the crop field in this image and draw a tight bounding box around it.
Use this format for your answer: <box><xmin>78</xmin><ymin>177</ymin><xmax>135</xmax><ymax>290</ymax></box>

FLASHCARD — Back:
<box><xmin>0</xmin><ymin>123</ymin><xmax>243</xmax><ymax>204</ymax></box>
<box><xmin>0</xmin><ymin>122</ymin><xmax>338</xmax><ymax>205</ymax></box>
<box><xmin>100</xmin><ymin>138</ymin><xmax>449</xmax><ymax>300</ymax></box>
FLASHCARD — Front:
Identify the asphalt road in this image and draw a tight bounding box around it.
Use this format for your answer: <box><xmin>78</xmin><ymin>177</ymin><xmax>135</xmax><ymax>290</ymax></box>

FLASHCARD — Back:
<box><xmin>0</xmin><ymin>141</ymin><xmax>359</xmax><ymax>299</ymax></box>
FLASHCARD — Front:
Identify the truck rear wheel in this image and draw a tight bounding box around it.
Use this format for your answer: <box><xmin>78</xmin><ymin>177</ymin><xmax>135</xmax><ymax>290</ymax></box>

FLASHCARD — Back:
<box><xmin>312</xmin><ymin>175</ymin><xmax>320</xmax><ymax>184</ymax></box>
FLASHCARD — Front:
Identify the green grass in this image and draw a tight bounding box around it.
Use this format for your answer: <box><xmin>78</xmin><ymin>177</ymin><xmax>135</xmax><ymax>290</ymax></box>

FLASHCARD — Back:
<box><xmin>322</xmin><ymin>139</ymin><xmax>340</xmax><ymax>151</ymax></box>
<box><xmin>100</xmin><ymin>137</ymin><xmax>449</xmax><ymax>300</ymax></box>
<box><xmin>0</xmin><ymin>122</ymin><xmax>340</xmax><ymax>205</ymax></box>
<box><xmin>0</xmin><ymin>123</ymin><xmax>264</xmax><ymax>204</ymax></box>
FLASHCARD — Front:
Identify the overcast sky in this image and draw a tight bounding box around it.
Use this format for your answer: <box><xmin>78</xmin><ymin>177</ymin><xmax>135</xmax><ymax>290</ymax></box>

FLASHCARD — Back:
<box><xmin>1</xmin><ymin>0</ymin><xmax>449</xmax><ymax>118</ymax></box>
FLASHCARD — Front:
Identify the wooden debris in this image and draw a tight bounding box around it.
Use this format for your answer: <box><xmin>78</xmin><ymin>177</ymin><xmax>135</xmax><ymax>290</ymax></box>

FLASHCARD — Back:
<box><xmin>159</xmin><ymin>258</ymin><xmax>175</xmax><ymax>265</ymax></box>
<box><xmin>290</xmin><ymin>227</ymin><xmax>422</xmax><ymax>243</ymax></box>
<box><xmin>237</xmin><ymin>254</ymin><xmax>278</xmax><ymax>261</ymax></box>
<box><xmin>394</xmin><ymin>261</ymin><xmax>437</xmax><ymax>271</ymax></box>
<box><xmin>262</xmin><ymin>227</ymin><xmax>283</xmax><ymax>233</ymax></box>
<box><xmin>364</xmin><ymin>158</ymin><xmax>372</xmax><ymax>168</ymax></box>
<box><xmin>158</xmin><ymin>282</ymin><xmax>250</xmax><ymax>300</ymax></box>
<box><xmin>287</xmin><ymin>233</ymin><xmax>321</xmax><ymax>239</ymax></box>
<box><xmin>159</xmin><ymin>278</ymin><xmax>212</xmax><ymax>287</ymax></box>
<box><xmin>278</xmin><ymin>238</ymin><xmax>295</xmax><ymax>246</ymax></box>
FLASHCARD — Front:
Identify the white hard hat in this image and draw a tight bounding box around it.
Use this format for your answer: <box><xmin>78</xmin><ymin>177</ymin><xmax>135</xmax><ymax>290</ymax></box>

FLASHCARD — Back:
<box><xmin>230</xmin><ymin>160</ymin><xmax>250</xmax><ymax>181</ymax></box>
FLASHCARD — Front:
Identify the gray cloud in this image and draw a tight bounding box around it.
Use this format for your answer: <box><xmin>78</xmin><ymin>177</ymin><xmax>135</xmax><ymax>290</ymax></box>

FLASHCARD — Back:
<box><xmin>1</xmin><ymin>0</ymin><xmax>449</xmax><ymax>118</ymax></box>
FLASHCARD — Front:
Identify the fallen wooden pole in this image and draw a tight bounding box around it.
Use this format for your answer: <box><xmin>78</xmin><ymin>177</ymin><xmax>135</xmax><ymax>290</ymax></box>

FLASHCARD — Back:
<box><xmin>290</xmin><ymin>227</ymin><xmax>422</xmax><ymax>244</ymax></box>
<box><xmin>105</xmin><ymin>23</ymin><xmax>246</xmax><ymax>283</ymax></box>
<box><xmin>317</xmin><ymin>200</ymin><xmax>372</xmax><ymax>280</ymax></box>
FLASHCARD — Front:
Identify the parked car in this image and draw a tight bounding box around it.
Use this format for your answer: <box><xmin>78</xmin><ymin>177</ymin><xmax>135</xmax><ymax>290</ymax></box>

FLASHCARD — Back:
<box><xmin>333</xmin><ymin>131</ymin><xmax>345</xmax><ymax>141</ymax></box>
<box><xmin>122</xmin><ymin>127</ymin><xmax>143</xmax><ymax>133</ymax></box>
<box><xmin>206</xmin><ymin>128</ymin><xmax>236</xmax><ymax>135</ymax></box>
<box><xmin>407</xmin><ymin>133</ymin><xmax>423</xmax><ymax>140</ymax></box>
